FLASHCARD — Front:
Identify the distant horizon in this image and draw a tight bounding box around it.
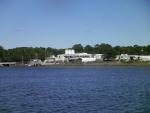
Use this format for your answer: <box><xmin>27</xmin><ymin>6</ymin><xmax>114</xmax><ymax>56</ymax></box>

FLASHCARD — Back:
<box><xmin>0</xmin><ymin>0</ymin><xmax>149</xmax><ymax>49</ymax></box>
<box><xmin>1</xmin><ymin>43</ymin><xmax>150</xmax><ymax>50</ymax></box>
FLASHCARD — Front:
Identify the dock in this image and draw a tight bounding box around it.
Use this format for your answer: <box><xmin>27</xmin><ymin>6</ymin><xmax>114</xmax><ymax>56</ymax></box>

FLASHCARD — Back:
<box><xmin>0</xmin><ymin>62</ymin><xmax>16</xmax><ymax>66</ymax></box>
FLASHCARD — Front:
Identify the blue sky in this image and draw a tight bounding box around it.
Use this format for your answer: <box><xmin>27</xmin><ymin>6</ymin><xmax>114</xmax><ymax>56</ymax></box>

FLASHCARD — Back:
<box><xmin>0</xmin><ymin>0</ymin><xmax>149</xmax><ymax>49</ymax></box>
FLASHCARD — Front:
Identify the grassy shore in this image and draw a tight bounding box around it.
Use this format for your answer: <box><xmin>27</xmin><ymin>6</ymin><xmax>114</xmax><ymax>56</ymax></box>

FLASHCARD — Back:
<box><xmin>44</xmin><ymin>61</ymin><xmax>150</xmax><ymax>66</ymax></box>
<box><xmin>1</xmin><ymin>61</ymin><xmax>149</xmax><ymax>67</ymax></box>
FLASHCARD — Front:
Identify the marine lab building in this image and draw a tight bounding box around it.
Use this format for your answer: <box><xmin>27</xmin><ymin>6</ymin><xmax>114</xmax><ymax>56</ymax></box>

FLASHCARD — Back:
<box><xmin>55</xmin><ymin>49</ymin><xmax>104</xmax><ymax>63</ymax></box>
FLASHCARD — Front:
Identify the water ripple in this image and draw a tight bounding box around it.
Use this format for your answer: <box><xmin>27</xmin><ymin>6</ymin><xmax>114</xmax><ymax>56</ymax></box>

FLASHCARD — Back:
<box><xmin>0</xmin><ymin>66</ymin><xmax>150</xmax><ymax>113</ymax></box>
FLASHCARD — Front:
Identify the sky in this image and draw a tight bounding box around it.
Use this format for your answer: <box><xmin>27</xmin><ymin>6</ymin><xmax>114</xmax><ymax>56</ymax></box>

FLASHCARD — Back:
<box><xmin>0</xmin><ymin>0</ymin><xmax>150</xmax><ymax>49</ymax></box>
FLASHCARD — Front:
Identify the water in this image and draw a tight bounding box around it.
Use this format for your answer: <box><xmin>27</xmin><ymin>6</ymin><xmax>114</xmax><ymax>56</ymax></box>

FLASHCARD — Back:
<box><xmin>0</xmin><ymin>66</ymin><xmax>150</xmax><ymax>113</ymax></box>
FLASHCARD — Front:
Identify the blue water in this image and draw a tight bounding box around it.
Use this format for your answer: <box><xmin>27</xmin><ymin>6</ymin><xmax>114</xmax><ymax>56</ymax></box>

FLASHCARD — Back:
<box><xmin>0</xmin><ymin>66</ymin><xmax>150</xmax><ymax>113</ymax></box>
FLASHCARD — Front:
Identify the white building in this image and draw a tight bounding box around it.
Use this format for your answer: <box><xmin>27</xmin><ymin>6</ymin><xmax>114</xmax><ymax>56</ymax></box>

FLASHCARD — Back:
<box><xmin>65</xmin><ymin>49</ymin><xmax>75</xmax><ymax>55</ymax></box>
<box><xmin>115</xmin><ymin>54</ymin><xmax>150</xmax><ymax>62</ymax></box>
<box><xmin>116</xmin><ymin>54</ymin><xmax>139</xmax><ymax>61</ymax></box>
<box><xmin>56</xmin><ymin>54</ymin><xmax>67</xmax><ymax>62</ymax></box>
<box><xmin>94</xmin><ymin>54</ymin><xmax>104</xmax><ymax>61</ymax></box>
<box><xmin>139</xmin><ymin>55</ymin><xmax>150</xmax><ymax>61</ymax></box>
<box><xmin>64</xmin><ymin>52</ymin><xmax>93</xmax><ymax>62</ymax></box>
<box><xmin>129</xmin><ymin>55</ymin><xmax>139</xmax><ymax>60</ymax></box>
<box><xmin>42</xmin><ymin>55</ymin><xmax>56</xmax><ymax>65</ymax></box>
<box><xmin>28</xmin><ymin>59</ymin><xmax>42</xmax><ymax>66</ymax></box>
<box><xmin>56</xmin><ymin>49</ymin><xmax>99</xmax><ymax>63</ymax></box>
<box><xmin>116</xmin><ymin>54</ymin><xmax>130</xmax><ymax>61</ymax></box>
<box><xmin>81</xmin><ymin>58</ymin><xmax>96</xmax><ymax>63</ymax></box>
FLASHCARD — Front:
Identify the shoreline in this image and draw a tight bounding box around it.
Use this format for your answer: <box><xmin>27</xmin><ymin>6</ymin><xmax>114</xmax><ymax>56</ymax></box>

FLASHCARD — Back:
<box><xmin>1</xmin><ymin>62</ymin><xmax>150</xmax><ymax>67</ymax></box>
<box><xmin>42</xmin><ymin>63</ymin><xmax>150</xmax><ymax>67</ymax></box>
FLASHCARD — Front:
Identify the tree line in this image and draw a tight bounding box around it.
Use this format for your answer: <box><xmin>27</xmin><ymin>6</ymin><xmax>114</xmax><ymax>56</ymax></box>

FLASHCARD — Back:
<box><xmin>0</xmin><ymin>43</ymin><xmax>150</xmax><ymax>62</ymax></box>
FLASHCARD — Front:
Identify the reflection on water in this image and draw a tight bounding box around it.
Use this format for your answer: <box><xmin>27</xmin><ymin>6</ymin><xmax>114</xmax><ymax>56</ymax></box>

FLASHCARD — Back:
<box><xmin>0</xmin><ymin>66</ymin><xmax>150</xmax><ymax>113</ymax></box>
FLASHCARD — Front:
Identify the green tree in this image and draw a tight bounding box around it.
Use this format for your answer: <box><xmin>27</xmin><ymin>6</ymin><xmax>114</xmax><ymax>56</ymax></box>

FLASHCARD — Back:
<box><xmin>84</xmin><ymin>45</ymin><xmax>94</xmax><ymax>53</ymax></box>
<box><xmin>113</xmin><ymin>46</ymin><xmax>121</xmax><ymax>55</ymax></box>
<box><xmin>144</xmin><ymin>45</ymin><xmax>150</xmax><ymax>55</ymax></box>
<box><xmin>133</xmin><ymin>45</ymin><xmax>142</xmax><ymax>55</ymax></box>
<box><xmin>72</xmin><ymin>44</ymin><xmax>84</xmax><ymax>52</ymax></box>
<box><xmin>0</xmin><ymin>46</ymin><xmax>4</xmax><ymax>61</ymax></box>
<box><xmin>94</xmin><ymin>43</ymin><xmax>114</xmax><ymax>60</ymax></box>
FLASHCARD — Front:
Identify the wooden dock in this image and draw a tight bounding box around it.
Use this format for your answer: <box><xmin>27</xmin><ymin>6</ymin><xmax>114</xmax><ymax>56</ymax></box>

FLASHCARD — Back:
<box><xmin>0</xmin><ymin>62</ymin><xmax>16</xmax><ymax>66</ymax></box>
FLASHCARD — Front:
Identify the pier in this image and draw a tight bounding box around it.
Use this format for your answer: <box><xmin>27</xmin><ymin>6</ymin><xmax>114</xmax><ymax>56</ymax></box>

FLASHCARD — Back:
<box><xmin>0</xmin><ymin>62</ymin><xmax>16</xmax><ymax>66</ymax></box>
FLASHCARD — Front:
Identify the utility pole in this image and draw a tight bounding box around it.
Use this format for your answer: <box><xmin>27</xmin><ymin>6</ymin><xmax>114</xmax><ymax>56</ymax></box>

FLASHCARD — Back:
<box><xmin>45</xmin><ymin>48</ymin><xmax>47</xmax><ymax>59</ymax></box>
<box><xmin>141</xmin><ymin>48</ymin><xmax>144</xmax><ymax>55</ymax></box>
<box><xmin>22</xmin><ymin>56</ymin><xmax>24</xmax><ymax>65</ymax></box>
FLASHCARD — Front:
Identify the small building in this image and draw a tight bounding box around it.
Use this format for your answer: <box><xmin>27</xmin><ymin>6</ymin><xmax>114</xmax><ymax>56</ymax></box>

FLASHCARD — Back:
<box><xmin>65</xmin><ymin>49</ymin><xmax>75</xmax><ymax>55</ymax></box>
<box><xmin>94</xmin><ymin>54</ymin><xmax>104</xmax><ymax>61</ymax></box>
<box><xmin>28</xmin><ymin>59</ymin><xmax>42</xmax><ymax>66</ymax></box>
<box><xmin>0</xmin><ymin>62</ymin><xmax>16</xmax><ymax>66</ymax></box>
<box><xmin>81</xmin><ymin>58</ymin><xmax>96</xmax><ymax>63</ymax></box>
<box><xmin>116</xmin><ymin>54</ymin><xmax>130</xmax><ymax>61</ymax></box>
<box><xmin>115</xmin><ymin>54</ymin><xmax>150</xmax><ymax>62</ymax></box>
<box><xmin>129</xmin><ymin>55</ymin><xmax>139</xmax><ymax>61</ymax></box>
<box><xmin>139</xmin><ymin>55</ymin><xmax>150</xmax><ymax>61</ymax></box>
<box><xmin>43</xmin><ymin>56</ymin><xmax>56</xmax><ymax>65</ymax></box>
<box><xmin>56</xmin><ymin>54</ymin><xmax>67</xmax><ymax>62</ymax></box>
